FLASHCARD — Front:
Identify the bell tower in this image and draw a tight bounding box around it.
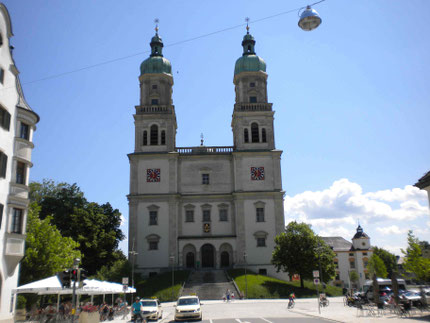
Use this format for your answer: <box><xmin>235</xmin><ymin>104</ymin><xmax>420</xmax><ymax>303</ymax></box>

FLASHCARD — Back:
<box><xmin>134</xmin><ymin>25</ymin><xmax>177</xmax><ymax>153</ymax></box>
<box><xmin>231</xmin><ymin>25</ymin><xmax>275</xmax><ymax>151</ymax></box>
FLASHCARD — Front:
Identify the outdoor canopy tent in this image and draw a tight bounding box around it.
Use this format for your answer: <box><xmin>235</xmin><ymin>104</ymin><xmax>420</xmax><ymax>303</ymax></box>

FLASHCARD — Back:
<box><xmin>13</xmin><ymin>275</ymin><xmax>136</xmax><ymax>295</ymax></box>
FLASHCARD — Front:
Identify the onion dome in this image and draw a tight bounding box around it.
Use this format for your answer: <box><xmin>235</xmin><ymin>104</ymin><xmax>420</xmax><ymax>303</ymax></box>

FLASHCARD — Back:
<box><xmin>234</xmin><ymin>26</ymin><xmax>266</xmax><ymax>76</ymax></box>
<box><xmin>353</xmin><ymin>225</ymin><xmax>369</xmax><ymax>239</ymax></box>
<box><xmin>140</xmin><ymin>28</ymin><xmax>172</xmax><ymax>76</ymax></box>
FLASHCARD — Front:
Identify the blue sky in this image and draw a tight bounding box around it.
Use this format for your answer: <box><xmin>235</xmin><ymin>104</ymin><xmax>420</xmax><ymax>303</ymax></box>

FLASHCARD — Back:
<box><xmin>3</xmin><ymin>0</ymin><xmax>429</xmax><ymax>255</ymax></box>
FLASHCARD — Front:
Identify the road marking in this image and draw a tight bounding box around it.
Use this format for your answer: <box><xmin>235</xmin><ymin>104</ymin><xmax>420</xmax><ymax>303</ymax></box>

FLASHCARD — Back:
<box><xmin>209</xmin><ymin>320</ymin><xmax>213</xmax><ymax>323</ymax></box>
<box><xmin>235</xmin><ymin>319</ymin><xmax>251</xmax><ymax>323</ymax></box>
<box><xmin>260</xmin><ymin>318</ymin><xmax>273</xmax><ymax>323</ymax></box>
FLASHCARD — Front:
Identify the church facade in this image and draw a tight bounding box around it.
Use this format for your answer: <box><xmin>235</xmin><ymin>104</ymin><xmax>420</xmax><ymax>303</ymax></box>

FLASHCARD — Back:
<box><xmin>128</xmin><ymin>28</ymin><xmax>285</xmax><ymax>278</ymax></box>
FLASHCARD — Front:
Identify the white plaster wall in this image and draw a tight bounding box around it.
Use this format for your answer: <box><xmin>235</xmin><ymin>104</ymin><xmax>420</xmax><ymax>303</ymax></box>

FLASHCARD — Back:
<box><xmin>235</xmin><ymin>155</ymin><xmax>278</xmax><ymax>192</ymax></box>
<box><xmin>243</xmin><ymin>199</ymin><xmax>276</xmax><ymax>265</ymax></box>
<box><xmin>136</xmin><ymin>158</ymin><xmax>171</xmax><ymax>194</ymax></box>
<box><xmin>180</xmin><ymin>202</ymin><xmax>234</xmax><ymax>236</ymax></box>
<box><xmin>178</xmin><ymin>157</ymin><xmax>232</xmax><ymax>194</ymax></box>
<box><xmin>136</xmin><ymin>201</ymin><xmax>170</xmax><ymax>269</ymax></box>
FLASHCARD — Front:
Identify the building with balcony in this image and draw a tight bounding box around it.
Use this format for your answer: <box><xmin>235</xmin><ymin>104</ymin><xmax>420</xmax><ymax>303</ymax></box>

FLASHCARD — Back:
<box><xmin>0</xmin><ymin>4</ymin><xmax>39</xmax><ymax>321</ymax></box>
<box><xmin>322</xmin><ymin>225</ymin><xmax>372</xmax><ymax>289</ymax></box>
<box><xmin>128</xmin><ymin>27</ymin><xmax>285</xmax><ymax>278</ymax></box>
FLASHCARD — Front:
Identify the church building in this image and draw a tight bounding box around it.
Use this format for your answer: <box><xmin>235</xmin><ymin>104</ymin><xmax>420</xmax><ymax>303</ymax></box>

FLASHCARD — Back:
<box><xmin>128</xmin><ymin>26</ymin><xmax>285</xmax><ymax>278</ymax></box>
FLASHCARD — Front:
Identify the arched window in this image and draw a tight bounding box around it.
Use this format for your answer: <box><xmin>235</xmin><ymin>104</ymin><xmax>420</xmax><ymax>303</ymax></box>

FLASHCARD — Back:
<box><xmin>262</xmin><ymin>128</ymin><xmax>267</xmax><ymax>143</ymax></box>
<box><xmin>251</xmin><ymin>123</ymin><xmax>259</xmax><ymax>143</ymax></box>
<box><xmin>150</xmin><ymin>125</ymin><xmax>158</xmax><ymax>145</ymax></box>
<box><xmin>161</xmin><ymin>130</ymin><xmax>166</xmax><ymax>145</ymax></box>
<box><xmin>244</xmin><ymin>129</ymin><xmax>249</xmax><ymax>143</ymax></box>
<box><xmin>143</xmin><ymin>131</ymin><xmax>148</xmax><ymax>146</ymax></box>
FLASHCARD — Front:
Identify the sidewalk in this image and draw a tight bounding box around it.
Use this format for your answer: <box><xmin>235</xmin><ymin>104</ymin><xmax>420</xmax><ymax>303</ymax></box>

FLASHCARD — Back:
<box><xmin>291</xmin><ymin>297</ymin><xmax>430</xmax><ymax>323</ymax></box>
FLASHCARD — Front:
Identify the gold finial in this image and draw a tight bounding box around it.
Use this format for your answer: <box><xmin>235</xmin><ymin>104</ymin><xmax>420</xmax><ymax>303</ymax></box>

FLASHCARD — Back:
<box><xmin>245</xmin><ymin>17</ymin><xmax>250</xmax><ymax>33</ymax></box>
<box><xmin>154</xmin><ymin>18</ymin><xmax>159</xmax><ymax>34</ymax></box>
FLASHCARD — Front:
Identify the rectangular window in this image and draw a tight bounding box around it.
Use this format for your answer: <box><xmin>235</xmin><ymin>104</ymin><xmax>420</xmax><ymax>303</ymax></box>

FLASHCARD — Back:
<box><xmin>151</xmin><ymin>99</ymin><xmax>159</xmax><ymax>105</ymax></box>
<box><xmin>0</xmin><ymin>151</ymin><xmax>7</xmax><ymax>178</ymax></box>
<box><xmin>335</xmin><ymin>274</ymin><xmax>340</xmax><ymax>281</ymax></box>
<box><xmin>249</xmin><ymin>96</ymin><xmax>257</xmax><ymax>103</ymax></box>
<box><xmin>203</xmin><ymin>210</ymin><xmax>211</xmax><ymax>222</ymax></box>
<box><xmin>363</xmin><ymin>260</ymin><xmax>368</xmax><ymax>268</ymax></box>
<box><xmin>250</xmin><ymin>82</ymin><xmax>255</xmax><ymax>88</ymax></box>
<box><xmin>219</xmin><ymin>209</ymin><xmax>228</xmax><ymax>222</ymax></box>
<box><xmin>152</xmin><ymin>84</ymin><xmax>157</xmax><ymax>89</ymax></box>
<box><xmin>149</xmin><ymin>211</ymin><xmax>158</xmax><ymax>225</ymax></box>
<box><xmin>11</xmin><ymin>208</ymin><xmax>23</xmax><ymax>234</ymax></box>
<box><xmin>16</xmin><ymin>162</ymin><xmax>26</xmax><ymax>185</ymax></box>
<box><xmin>258</xmin><ymin>269</ymin><xmax>267</xmax><ymax>275</ymax></box>
<box><xmin>350</xmin><ymin>261</ymin><xmax>355</xmax><ymax>269</ymax></box>
<box><xmin>363</xmin><ymin>252</ymin><xmax>367</xmax><ymax>256</ymax></box>
<box><xmin>334</xmin><ymin>261</ymin><xmax>338</xmax><ymax>268</ymax></box>
<box><xmin>20</xmin><ymin>123</ymin><xmax>30</xmax><ymax>140</ymax></box>
<box><xmin>256</xmin><ymin>208</ymin><xmax>265</xmax><ymax>222</ymax></box>
<box><xmin>149</xmin><ymin>241</ymin><xmax>158</xmax><ymax>250</ymax></box>
<box><xmin>349</xmin><ymin>253</ymin><xmax>354</xmax><ymax>256</ymax></box>
<box><xmin>0</xmin><ymin>106</ymin><xmax>11</xmax><ymax>131</ymax></box>
<box><xmin>0</xmin><ymin>68</ymin><xmax>4</xmax><ymax>84</ymax></box>
<box><xmin>185</xmin><ymin>210</ymin><xmax>194</xmax><ymax>222</ymax></box>
<box><xmin>0</xmin><ymin>203</ymin><xmax>3</xmax><ymax>229</ymax></box>
<box><xmin>202</xmin><ymin>173</ymin><xmax>210</xmax><ymax>185</ymax></box>
<box><xmin>257</xmin><ymin>237</ymin><xmax>266</xmax><ymax>247</ymax></box>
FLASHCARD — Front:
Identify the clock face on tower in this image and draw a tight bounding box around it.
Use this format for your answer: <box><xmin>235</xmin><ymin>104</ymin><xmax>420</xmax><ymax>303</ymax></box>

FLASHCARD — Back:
<box><xmin>251</xmin><ymin>167</ymin><xmax>265</xmax><ymax>180</ymax></box>
<box><xmin>146</xmin><ymin>169</ymin><xmax>161</xmax><ymax>182</ymax></box>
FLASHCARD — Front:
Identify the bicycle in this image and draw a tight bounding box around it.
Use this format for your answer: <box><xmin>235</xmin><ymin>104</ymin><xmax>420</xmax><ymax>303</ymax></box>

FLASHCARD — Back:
<box><xmin>320</xmin><ymin>298</ymin><xmax>329</xmax><ymax>307</ymax></box>
<box><xmin>287</xmin><ymin>299</ymin><xmax>295</xmax><ymax>309</ymax></box>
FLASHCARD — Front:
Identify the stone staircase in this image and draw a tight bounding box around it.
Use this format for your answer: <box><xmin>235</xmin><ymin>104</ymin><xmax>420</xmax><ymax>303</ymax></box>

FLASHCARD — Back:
<box><xmin>181</xmin><ymin>269</ymin><xmax>238</xmax><ymax>300</ymax></box>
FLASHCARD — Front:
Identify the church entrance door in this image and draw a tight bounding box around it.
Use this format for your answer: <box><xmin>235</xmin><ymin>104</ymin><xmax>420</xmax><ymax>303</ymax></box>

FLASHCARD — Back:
<box><xmin>186</xmin><ymin>252</ymin><xmax>195</xmax><ymax>268</ymax></box>
<box><xmin>220</xmin><ymin>251</ymin><xmax>229</xmax><ymax>267</ymax></box>
<box><xmin>201</xmin><ymin>244</ymin><xmax>215</xmax><ymax>268</ymax></box>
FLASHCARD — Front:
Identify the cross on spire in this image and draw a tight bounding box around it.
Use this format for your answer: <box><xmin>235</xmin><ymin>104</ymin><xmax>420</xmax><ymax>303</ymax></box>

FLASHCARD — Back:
<box><xmin>154</xmin><ymin>18</ymin><xmax>159</xmax><ymax>34</ymax></box>
<box><xmin>245</xmin><ymin>17</ymin><xmax>250</xmax><ymax>34</ymax></box>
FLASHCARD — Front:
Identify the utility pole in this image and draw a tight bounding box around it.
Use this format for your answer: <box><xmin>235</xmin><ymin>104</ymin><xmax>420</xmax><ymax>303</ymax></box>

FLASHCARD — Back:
<box><xmin>71</xmin><ymin>258</ymin><xmax>80</xmax><ymax>323</ymax></box>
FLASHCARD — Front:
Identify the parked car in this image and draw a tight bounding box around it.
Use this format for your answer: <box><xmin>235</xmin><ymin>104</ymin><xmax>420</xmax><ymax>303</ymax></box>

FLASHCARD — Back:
<box><xmin>174</xmin><ymin>295</ymin><xmax>202</xmax><ymax>321</ymax></box>
<box><xmin>400</xmin><ymin>291</ymin><xmax>424</xmax><ymax>307</ymax></box>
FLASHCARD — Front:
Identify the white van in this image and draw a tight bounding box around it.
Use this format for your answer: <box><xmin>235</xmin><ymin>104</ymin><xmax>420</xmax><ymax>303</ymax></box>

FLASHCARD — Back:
<box><xmin>363</xmin><ymin>278</ymin><xmax>406</xmax><ymax>300</ymax></box>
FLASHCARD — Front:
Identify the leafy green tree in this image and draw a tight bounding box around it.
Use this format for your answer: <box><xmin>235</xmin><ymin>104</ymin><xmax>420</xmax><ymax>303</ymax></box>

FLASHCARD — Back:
<box><xmin>20</xmin><ymin>203</ymin><xmax>81</xmax><ymax>285</ymax></box>
<box><xmin>349</xmin><ymin>271</ymin><xmax>359</xmax><ymax>287</ymax></box>
<box><xmin>372</xmin><ymin>246</ymin><xmax>397</xmax><ymax>278</ymax></box>
<box><xmin>29</xmin><ymin>180</ymin><xmax>124</xmax><ymax>275</ymax></box>
<box><xmin>401</xmin><ymin>231</ymin><xmax>430</xmax><ymax>282</ymax></box>
<box><xmin>272</xmin><ymin>221</ymin><xmax>336</xmax><ymax>288</ymax></box>
<box><xmin>367</xmin><ymin>254</ymin><xmax>387</xmax><ymax>278</ymax></box>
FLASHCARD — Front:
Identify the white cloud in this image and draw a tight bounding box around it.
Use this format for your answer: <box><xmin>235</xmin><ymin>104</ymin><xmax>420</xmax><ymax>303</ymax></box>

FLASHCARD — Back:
<box><xmin>376</xmin><ymin>225</ymin><xmax>405</xmax><ymax>235</ymax></box>
<box><xmin>365</xmin><ymin>185</ymin><xmax>426</xmax><ymax>203</ymax></box>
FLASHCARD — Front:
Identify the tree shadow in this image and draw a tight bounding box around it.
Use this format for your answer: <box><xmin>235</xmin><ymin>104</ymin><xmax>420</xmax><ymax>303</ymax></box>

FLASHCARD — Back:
<box><xmin>262</xmin><ymin>281</ymin><xmax>316</xmax><ymax>298</ymax></box>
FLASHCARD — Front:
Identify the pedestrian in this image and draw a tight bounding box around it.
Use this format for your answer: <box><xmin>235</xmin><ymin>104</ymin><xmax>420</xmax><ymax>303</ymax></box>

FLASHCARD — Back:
<box><xmin>226</xmin><ymin>289</ymin><xmax>230</xmax><ymax>302</ymax></box>
<box><xmin>231</xmin><ymin>292</ymin><xmax>235</xmax><ymax>301</ymax></box>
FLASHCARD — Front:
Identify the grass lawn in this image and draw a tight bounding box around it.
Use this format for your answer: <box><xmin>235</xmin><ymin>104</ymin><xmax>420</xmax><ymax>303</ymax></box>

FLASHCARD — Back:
<box><xmin>136</xmin><ymin>270</ymin><xmax>190</xmax><ymax>302</ymax></box>
<box><xmin>227</xmin><ymin>269</ymin><xmax>343</xmax><ymax>299</ymax></box>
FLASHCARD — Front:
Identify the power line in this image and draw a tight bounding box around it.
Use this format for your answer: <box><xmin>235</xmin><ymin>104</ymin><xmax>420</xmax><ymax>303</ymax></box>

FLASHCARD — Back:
<box><xmin>4</xmin><ymin>0</ymin><xmax>326</xmax><ymax>88</ymax></box>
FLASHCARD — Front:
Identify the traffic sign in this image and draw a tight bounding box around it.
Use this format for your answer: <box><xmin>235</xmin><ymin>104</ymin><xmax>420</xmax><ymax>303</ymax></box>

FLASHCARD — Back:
<box><xmin>122</xmin><ymin>277</ymin><xmax>129</xmax><ymax>285</ymax></box>
<box><xmin>313</xmin><ymin>270</ymin><xmax>319</xmax><ymax>278</ymax></box>
<box><xmin>314</xmin><ymin>278</ymin><xmax>320</xmax><ymax>285</ymax></box>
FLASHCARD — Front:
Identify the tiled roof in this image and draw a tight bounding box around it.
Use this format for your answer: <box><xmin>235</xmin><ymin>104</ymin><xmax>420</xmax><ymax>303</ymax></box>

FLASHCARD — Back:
<box><xmin>321</xmin><ymin>236</ymin><xmax>352</xmax><ymax>251</ymax></box>
<box><xmin>414</xmin><ymin>170</ymin><xmax>430</xmax><ymax>189</ymax></box>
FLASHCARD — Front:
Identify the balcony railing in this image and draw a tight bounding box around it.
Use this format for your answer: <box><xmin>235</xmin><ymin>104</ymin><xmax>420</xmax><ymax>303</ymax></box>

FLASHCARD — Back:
<box><xmin>176</xmin><ymin>146</ymin><xmax>234</xmax><ymax>155</ymax></box>
<box><xmin>234</xmin><ymin>103</ymin><xmax>273</xmax><ymax>112</ymax></box>
<box><xmin>135</xmin><ymin>105</ymin><xmax>172</xmax><ymax>114</ymax></box>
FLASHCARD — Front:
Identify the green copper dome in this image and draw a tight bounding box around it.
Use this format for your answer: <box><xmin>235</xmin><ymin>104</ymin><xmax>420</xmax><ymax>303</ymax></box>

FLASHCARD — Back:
<box><xmin>140</xmin><ymin>32</ymin><xmax>172</xmax><ymax>75</ymax></box>
<box><xmin>234</xmin><ymin>32</ymin><xmax>266</xmax><ymax>76</ymax></box>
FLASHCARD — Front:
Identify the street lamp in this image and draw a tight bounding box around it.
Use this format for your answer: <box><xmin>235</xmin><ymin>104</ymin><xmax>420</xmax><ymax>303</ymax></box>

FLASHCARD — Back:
<box><xmin>315</xmin><ymin>243</ymin><xmax>324</xmax><ymax>314</ymax></box>
<box><xmin>129</xmin><ymin>238</ymin><xmax>138</xmax><ymax>302</ymax></box>
<box><xmin>71</xmin><ymin>258</ymin><xmax>80</xmax><ymax>323</ymax></box>
<box><xmin>243</xmin><ymin>252</ymin><xmax>248</xmax><ymax>299</ymax></box>
<box><xmin>298</xmin><ymin>5</ymin><xmax>322</xmax><ymax>31</ymax></box>
<box><xmin>170</xmin><ymin>255</ymin><xmax>175</xmax><ymax>301</ymax></box>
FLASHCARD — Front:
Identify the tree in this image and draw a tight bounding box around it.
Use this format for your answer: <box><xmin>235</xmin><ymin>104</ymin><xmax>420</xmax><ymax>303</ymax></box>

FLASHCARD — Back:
<box><xmin>349</xmin><ymin>271</ymin><xmax>359</xmax><ymax>287</ymax></box>
<box><xmin>272</xmin><ymin>221</ymin><xmax>336</xmax><ymax>288</ymax></box>
<box><xmin>372</xmin><ymin>246</ymin><xmax>397</xmax><ymax>278</ymax></box>
<box><xmin>20</xmin><ymin>203</ymin><xmax>81</xmax><ymax>285</ymax></box>
<box><xmin>366</xmin><ymin>254</ymin><xmax>387</xmax><ymax>278</ymax></box>
<box><xmin>29</xmin><ymin>180</ymin><xmax>125</xmax><ymax>275</ymax></box>
<box><xmin>401</xmin><ymin>230</ymin><xmax>430</xmax><ymax>282</ymax></box>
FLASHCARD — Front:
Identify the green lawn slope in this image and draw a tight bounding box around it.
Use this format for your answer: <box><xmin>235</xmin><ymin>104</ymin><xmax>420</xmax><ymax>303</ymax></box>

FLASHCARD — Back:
<box><xmin>135</xmin><ymin>270</ymin><xmax>190</xmax><ymax>302</ymax></box>
<box><xmin>228</xmin><ymin>269</ymin><xmax>343</xmax><ymax>299</ymax></box>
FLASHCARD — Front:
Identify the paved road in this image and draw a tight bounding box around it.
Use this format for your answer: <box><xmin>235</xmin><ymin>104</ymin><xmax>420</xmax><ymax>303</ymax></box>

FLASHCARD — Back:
<box><xmin>113</xmin><ymin>298</ymin><xmax>430</xmax><ymax>323</ymax></box>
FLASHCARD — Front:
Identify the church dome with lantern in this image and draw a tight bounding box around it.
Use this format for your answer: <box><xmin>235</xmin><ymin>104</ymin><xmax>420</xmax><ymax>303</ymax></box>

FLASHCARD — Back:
<box><xmin>234</xmin><ymin>27</ymin><xmax>266</xmax><ymax>76</ymax></box>
<box><xmin>140</xmin><ymin>28</ymin><xmax>172</xmax><ymax>76</ymax></box>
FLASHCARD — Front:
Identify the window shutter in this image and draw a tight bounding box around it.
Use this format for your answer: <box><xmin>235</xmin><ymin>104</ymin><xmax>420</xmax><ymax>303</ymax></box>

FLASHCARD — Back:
<box><xmin>0</xmin><ymin>152</ymin><xmax>7</xmax><ymax>178</ymax></box>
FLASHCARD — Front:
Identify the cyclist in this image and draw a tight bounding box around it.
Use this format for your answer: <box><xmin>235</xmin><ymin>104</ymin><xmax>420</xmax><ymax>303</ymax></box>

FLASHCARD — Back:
<box><xmin>288</xmin><ymin>293</ymin><xmax>295</xmax><ymax>308</ymax></box>
<box><xmin>131</xmin><ymin>297</ymin><xmax>145</xmax><ymax>323</ymax></box>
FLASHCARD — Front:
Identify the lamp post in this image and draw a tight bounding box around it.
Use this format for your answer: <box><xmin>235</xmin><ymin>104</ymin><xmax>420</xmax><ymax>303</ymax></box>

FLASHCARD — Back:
<box><xmin>129</xmin><ymin>238</ymin><xmax>138</xmax><ymax>302</ymax></box>
<box><xmin>243</xmin><ymin>252</ymin><xmax>248</xmax><ymax>299</ymax></box>
<box><xmin>315</xmin><ymin>243</ymin><xmax>324</xmax><ymax>314</ymax></box>
<box><xmin>71</xmin><ymin>258</ymin><xmax>80</xmax><ymax>323</ymax></box>
<box><xmin>170</xmin><ymin>255</ymin><xmax>175</xmax><ymax>301</ymax></box>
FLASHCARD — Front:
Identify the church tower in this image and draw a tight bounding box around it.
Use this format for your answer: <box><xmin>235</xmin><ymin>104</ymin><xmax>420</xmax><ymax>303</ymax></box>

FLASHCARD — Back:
<box><xmin>232</xmin><ymin>26</ymin><xmax>275</xmax><ymax>151</ymax></box>
<box><xmin>134</xmin><ymin>26</ymin><xmax>177</xmax><ymax>153</ymax></box>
